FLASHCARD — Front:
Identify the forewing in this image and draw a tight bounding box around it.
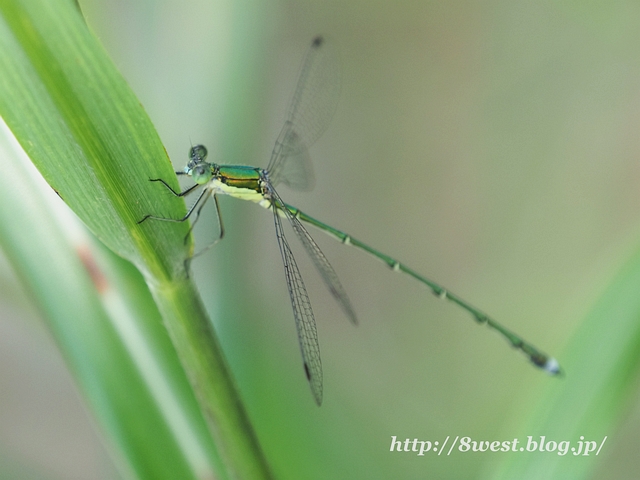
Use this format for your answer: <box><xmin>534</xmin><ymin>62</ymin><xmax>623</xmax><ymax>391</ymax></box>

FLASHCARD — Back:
<box><xmin>271</xmin><ymin>189</ymin><xmax>358</xmax><ymax>326</ymax></box>
<box><xmin>267</xmin><ymin>36</ymin><xmax>340</xmax><ymax>189</ymax></box>
<box><xmin>272</xmin><ymin>203</ymin><xmax>323</xmax><ymax>405</ymax></box>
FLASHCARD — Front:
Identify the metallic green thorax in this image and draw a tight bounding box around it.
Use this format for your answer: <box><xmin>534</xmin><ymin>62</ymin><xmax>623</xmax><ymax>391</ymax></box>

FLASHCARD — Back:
<box><xmin>217</xmin><ymin>165</ymin><xmax>263</xmax><ymax>192</ymax></box>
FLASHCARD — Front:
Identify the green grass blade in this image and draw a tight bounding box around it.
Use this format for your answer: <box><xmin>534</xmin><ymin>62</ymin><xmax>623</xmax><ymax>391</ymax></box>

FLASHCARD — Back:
<box><xmin>492</xmin><ymin>246</ymin><xmax>640</xmax><ymax>479</ymax></box>
<box><xmin>0</xmin><ymin>0</ymin><xmax>271</xmax><ymax>478</ymax></box>
<box><xmin>0</xmin><ymin>0</ymin><xmax>186</xmax><ymax>280</ymax></box>
<box><xmin>0</xmin><ymin>124</ymin><xmax>220</xmax><ymax>479</ymax></box>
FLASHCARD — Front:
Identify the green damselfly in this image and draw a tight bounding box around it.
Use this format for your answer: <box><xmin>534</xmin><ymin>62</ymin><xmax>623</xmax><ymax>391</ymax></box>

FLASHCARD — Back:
<box><xmin>139</xmin><ymin>36</ymin><xmax>561</xmax><ymax>405</ymax></box>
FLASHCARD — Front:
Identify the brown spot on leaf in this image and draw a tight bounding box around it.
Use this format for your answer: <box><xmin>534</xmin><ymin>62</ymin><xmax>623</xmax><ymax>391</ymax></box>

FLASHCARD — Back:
<box><xmin>76</xmin><ymin>246</ymin><xmax>108</xmax><ymax>293</ymax></box>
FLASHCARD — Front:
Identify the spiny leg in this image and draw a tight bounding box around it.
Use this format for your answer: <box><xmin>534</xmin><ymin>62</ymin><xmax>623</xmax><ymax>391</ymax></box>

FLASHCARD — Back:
<box><xmin>137</xmin><ymin>178</ymin><xmax>203</xmax><ymax>225</ymax></box>
<box><xmin>139</xmin><ymin>175</ymin><xmax>227</xmax><ymax>271</ymax></box>
<box><xmin>191</xmin><ymin>194</ymin><xmax>225</xmax><ymax>259</ymax></box>
<box><xmin>137</xmin><ymin>185</ymin><xmax>208</xmax><ymax>227</ymax></box>
<box><xmin>151</xmin><ymin>175</ymin><xmax>198</xmax><ymax>197</ymax></box>
<box><xmin>182</xmin><ymin>189</ymin><xmax>213</xmax><ymax>244</ymax></box>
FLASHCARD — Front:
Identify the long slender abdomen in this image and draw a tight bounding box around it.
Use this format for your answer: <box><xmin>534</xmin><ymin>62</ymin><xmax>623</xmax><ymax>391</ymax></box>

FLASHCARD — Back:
<box><xmin>280</xmin><ymin>202</ymin><xmax>561</xmax><ymax>376</ymax></box>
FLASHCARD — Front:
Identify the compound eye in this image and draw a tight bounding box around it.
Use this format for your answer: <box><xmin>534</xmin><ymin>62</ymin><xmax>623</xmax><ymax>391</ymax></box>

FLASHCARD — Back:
<box><xmin>192</xmin><ymin>165</ymin><xmax>212</xmax><ymax>184</ymax></box>
<box><xmin>189</xmin><ymin>144</ymin><xmax>208</xmax><ymax>162</ymax></box>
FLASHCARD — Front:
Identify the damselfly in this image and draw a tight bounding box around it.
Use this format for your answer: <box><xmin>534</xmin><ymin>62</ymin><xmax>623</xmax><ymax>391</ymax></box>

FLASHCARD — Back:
<box><xmin>139</xmin><ymin>36</ymin><xmax>561</xmax><ymax>405</ymax></box>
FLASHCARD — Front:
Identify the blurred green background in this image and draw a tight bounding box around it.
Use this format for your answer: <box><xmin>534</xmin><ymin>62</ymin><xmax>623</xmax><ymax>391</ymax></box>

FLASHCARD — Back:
<box><xmin>2</xmin><ymin>0</ymin><xmax>640</xmax><ymax>478</ymax></box>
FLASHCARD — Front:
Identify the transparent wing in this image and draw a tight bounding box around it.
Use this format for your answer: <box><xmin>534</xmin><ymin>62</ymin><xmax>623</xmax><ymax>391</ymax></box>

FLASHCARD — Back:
<box><xmin>271</xmin><ymin>188</ymin><xmax>358</xmax><ymax>326</ymax></box>
<box><xmin>272</xmin><ymin>201</ymin><xmax>323</xmax><ymax>405</ymax></box>
<box><xmin>270</xmin><ymin>132</ymin><xmax>315</xmax><ymax>191</ymax></box>
<box><xmin>267</xmin><ymin>36</ymin><xmax>340</xmax><ymax>190</ymax></box>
